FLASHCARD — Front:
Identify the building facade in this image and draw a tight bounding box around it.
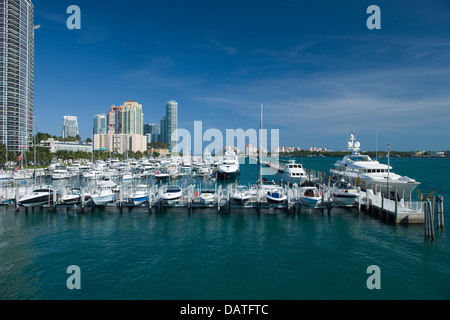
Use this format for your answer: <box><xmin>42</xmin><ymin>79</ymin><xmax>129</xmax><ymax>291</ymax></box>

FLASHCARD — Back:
<box><xmin>93</xmin><ymin>113</ymin><xmax>107</xmax><ymax>135</ymax></box>
<box><xmin>121</xmin><ymin>100</ymin><xmax>143</xmax><ymax>135</ymax></box>
<box><xmin>144</xmin><ymin>123</ymin><xmax>160</xmax><ymax>143</ymax></box>
<box><xmin>0</xmin><ymin>0</ymin><xmax>35</xmax><ymax>151</ymax></box>
<box><xmin>93</xmin><ymin>132</ymin><xmax>147</xmax><ymax>154</ymax></box>
<box><xmin>106</xmin><ymin>104</ymin><xmax>123</xmax><ymax>134</ymax></box>
<box><xmin>40</xmin><ymin>138</ymin><xmax>92</xmax><ymax>153</ymax></box>
<box><xmin>165</xmin><ymin>100</ymin><xmax>177</xmax><ymax>152</ymax></box>
<box><xmin>62</xmin><ymin>116</ymin><xmax>78</xmax><ymax>138</ymax></box>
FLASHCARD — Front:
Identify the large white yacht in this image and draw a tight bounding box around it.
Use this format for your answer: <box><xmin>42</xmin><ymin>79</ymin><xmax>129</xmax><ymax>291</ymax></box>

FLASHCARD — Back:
<box><xmin>218</xmin><ymin>147</ymin><xmax>240</xmax><ymax>180</ymax></box>
<box><xmin>330</xmin><ymin>133</ymin><xmax>420</xmax><ymax>197</ymax></box>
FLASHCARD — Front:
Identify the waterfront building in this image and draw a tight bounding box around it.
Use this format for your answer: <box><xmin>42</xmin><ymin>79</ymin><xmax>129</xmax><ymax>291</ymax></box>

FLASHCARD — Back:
<box><xmin>144</xmin><ymin>123</ymin><xmax>160</xmax><ymax>143</ymax></box>
<box><xmin>93</xmin><ymin>132</ymin><xmax>147</xmax><ymax>154</ymax></box>
<box><xmin>0</xmin><ymin>0</ymin><xmax>35</xmax><ymax>151</ymax></box>
<box><xmin>160</xmin><ymin>116</ymin><xmax>166</xmax><ymax>144</ymax></box>
<box><xmin>107</xmin><ymin>105</ymin><xmax>123</xmax><ymax>134</ymax></box>
<box><xmin>40</xmin><ymin>138</ymin><xmax>92</xmax><ymax>153</ymax></box>
<box><xmin>121</xmin><ymin>100</ymin><xmax>143</xmax><ymax>135</ymax></box>
<box><xmin>165</xmin><ymin>100</ymin><xmax>178</xmax><ymax>152</ymax></box>
<box><xmin>62</xmin><ymin>116</ymin><xmax>78</xmax><ymax>138</ymax></box>
<box><xmin>93</xmin><ymin>114</ymin><xmax>107</xmax><ymax>135</ymax></box>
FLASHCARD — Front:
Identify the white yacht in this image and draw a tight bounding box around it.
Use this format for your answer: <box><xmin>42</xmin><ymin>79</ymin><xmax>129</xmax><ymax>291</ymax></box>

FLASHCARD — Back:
<box><xmin>330</xmin><ymin>133</ymin><xmax>420</xmax><ymax>197</ymax></box>
<box><xmin>275</xmin><ymin>160</ymin><xmax>308</xmax><ymax>185</ymax></box>
<box><xmin>218</xmin><ymin>147</ymin><xmax>240</xmax><ymax>180</ymax></box>
<box><xmin>51</xmin><ymin>166</ymin><xmax>69</xmax><ymax>180</ymax></box>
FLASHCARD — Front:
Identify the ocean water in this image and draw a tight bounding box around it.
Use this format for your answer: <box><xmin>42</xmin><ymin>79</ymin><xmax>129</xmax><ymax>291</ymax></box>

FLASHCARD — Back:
<box><xmin>0</xmin><ymin>157</ymin><xmax>449</xmax><ymax>300</ymax></box>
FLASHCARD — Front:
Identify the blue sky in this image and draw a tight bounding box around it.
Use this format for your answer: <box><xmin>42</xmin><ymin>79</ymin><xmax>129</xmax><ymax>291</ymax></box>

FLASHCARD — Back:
<box><xmin>34</xmin><ymin>0</ymin><xmax>450</xmax><ymax>151</ymax></box>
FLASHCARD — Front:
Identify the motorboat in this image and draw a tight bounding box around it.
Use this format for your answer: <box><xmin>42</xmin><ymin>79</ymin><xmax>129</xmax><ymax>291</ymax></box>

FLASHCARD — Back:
<box><xmin>91</xmin><ymin>181</ymin><xmax>118</xmax><ymax>206</ymax></box>
<box><xmin>265</xmin><ymin>186</ymin><xmax>287</xmax><ymax>204</ymax></box>
<box><xmin>129</xmin><ymin>184</ymin><xmax>150</xmax><ymax>205</ymax></box>
<box><xmin>217</xmin><ymin>147</ymin><xmax>240</xmax><ymax>180</ymax></box>
<box><xmin>232</xmin><ymin>185</ymin><xmax>251</xmax><ymax>202</ymax></box>
<box><xmin>199</xmin><ymin>190</ymin><xmax>216</xmax><ymax>205</ymax></box>
<box><xmin>276</xmin><ymin>160</ymin><xmax>308</xmax><ymax>185</ymax></box>
<box><xmin>154</xmin><ymin>169</ymin><xmax>171</xmax><ymax>180</ymax></box>
<box><xmin>330</xmin><ymin>133</ymin><xmax>420</xmax><ymax>198</ymax></box>
<box><xmin>18</xmin><ymin>186</ymin><xmax>55</xmax><ymax>207</ymax></box>
<box><xmin>332</xmin><ymin>180</ymin><xmax>359</xmax><ymax>206</ymax></box>
<box><xmin>61</xmin><ymin>188</ymin><xmax>91</xmax><ymax>205</ymax></box>
<box><xmin>162</xmin><ymin>185</ymin><xmax>183</xmax><ymax>204</ymax></box>
<box><xmin>299</xmin><ymin>187</ymin><xmax>322</xmax><ymax>207</ymax></box>
<box><xmin>51</xmin><ymin>166</ymin><xmax>69</xmax><ymax>180</ymax></box>
<box><xmin>82</xmin><ymin>170</ymin><xmax>102</xmax><ymax>180</ymax></box>
<box><xmin>122</xmin><ymin>172</ymin><xmax>133</xmax><ymax>181</ymax></box>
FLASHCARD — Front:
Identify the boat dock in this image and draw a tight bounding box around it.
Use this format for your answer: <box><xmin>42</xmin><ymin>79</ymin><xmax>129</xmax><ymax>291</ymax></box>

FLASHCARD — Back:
<box><xmin>1</xmin><ymin>179</ymin><xmax>441</xmax><ymax>228</ymax></box>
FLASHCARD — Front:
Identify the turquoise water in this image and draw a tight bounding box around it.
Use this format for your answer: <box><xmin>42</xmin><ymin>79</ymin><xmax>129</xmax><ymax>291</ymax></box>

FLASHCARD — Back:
<box><xmin>1</xmin><ymin>157</ymin><xmax>449</xmax><ymax>300</ymax></box>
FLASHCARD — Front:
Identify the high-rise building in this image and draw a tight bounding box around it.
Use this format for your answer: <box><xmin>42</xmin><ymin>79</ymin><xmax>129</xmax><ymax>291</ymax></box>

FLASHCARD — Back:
<box><xmin>93</xmin><ymin>114</ymin><xmax>107</xmax><ymax>135</ymax></box>
<box><xmin>144</xmin><ymin>123</ymin><xmax>160</xmax><ymax>143</ymax></box>
<box><xmin>0</xmin><ymin>0</ymin><xmax>35</xmax><ymax>151</ymax></box>
<box><xmin>121</xmin><ymin>100</ymin><xmax>143</xmax><ymax>135</ymax></box>
<box><xmin>160</xmin><ymin>116</ymin><xmax>166</xmax><ymax>144</ymax></box>
<box><xmin>107</xmin><ymin>104</ymin><xmax>123</xmax><ymax>134</ymax></box>
<box><xmin>165</xmin><ymin>100</ymin><xmax>177</xmax><ymax>151</ymax></box>
<box><xmin>62</xmin><ymin>116</ymin><xmax>78</xmax><ymax>138</ymax></box>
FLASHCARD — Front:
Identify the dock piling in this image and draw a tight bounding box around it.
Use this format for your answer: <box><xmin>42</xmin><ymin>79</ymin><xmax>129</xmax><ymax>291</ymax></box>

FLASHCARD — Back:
<box><xmin>437</xmin><ymin>195</ymin><xmax>444</xmax><ymax>229</ymax></box>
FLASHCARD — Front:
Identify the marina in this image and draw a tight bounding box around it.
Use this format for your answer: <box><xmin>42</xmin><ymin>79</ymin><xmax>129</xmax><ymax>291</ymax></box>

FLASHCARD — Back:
<box><xmin>0</xmin><ymin>148</ymin><xmax>440</xmax><ymax>228</ymax></box>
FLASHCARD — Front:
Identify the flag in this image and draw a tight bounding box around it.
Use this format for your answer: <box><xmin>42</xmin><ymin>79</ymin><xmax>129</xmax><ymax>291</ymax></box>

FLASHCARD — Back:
<box><xmin>18</xmin><ymin>154</ymin><xmax>22</xmax><ymax>161</ymax></box>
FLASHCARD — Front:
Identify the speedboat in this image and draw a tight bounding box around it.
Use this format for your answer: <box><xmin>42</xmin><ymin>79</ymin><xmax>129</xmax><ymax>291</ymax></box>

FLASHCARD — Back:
<box><xmin>199</xmin><ymin>190</ymin><xmax>216</xmax><ymax>204</ymax></box>
<box><xmin>232</xmin><ymin>185</ymin><xmax>251</xmax><ymax>202</ymax></box>
<box><xmin>265</xmin><ymin>186</ymin><xmax>287</xmax><ymax>204</ymax></box>
<box><xmin>332</xmin><ymin>180</ymin><xmax>359</xmax><ymax>206</ymax></box>
<box><xmin>162</xmin><ymin>185</ymin><xmax>183</xmax><ymax>205</ymax></box>
<box><xmin>91</xmin><ymin>181</ymin><xmax>117</xmax><ymax>206</ymax></box>
<box><xmin>129</xmin><ymin>184</ymin><xmax>149</xmax><ymax>205</ymax></box>
<box><xmin>330</xmin><ymin>133</ymin><xmax>420</xmax><ymax>198</ymax></box>
<box><xmin>18</xmin><ymin>186</ymin><xmax>55</xmax><ymax>207</ymax></box>
<box><xmin>217</xmin><ymin>147</ymin><xmax>240</xmax><ymax>180</ymax></box>
<box><xmin>299</xmin><ymin>187</ymin><xmax>322</xmax><ymax>207</ymax></box>
<box><xmin>61</xmin><ymin>188</ymin><xmax>91</xmax><ymax>205</ymax></box>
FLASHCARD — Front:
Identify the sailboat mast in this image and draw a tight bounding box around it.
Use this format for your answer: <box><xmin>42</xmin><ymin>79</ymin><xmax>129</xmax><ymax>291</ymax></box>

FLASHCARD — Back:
<box><xmin>257</xmin><ymin>104</ymin><xmax>263</xmax><ymax>185</ymax></box>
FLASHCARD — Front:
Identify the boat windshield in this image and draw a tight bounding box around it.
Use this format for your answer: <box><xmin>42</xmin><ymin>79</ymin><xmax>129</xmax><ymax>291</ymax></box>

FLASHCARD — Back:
<box><xmin>349</xmin><ymin>155</ymin><xmax>371</xmax><ymax>162</ymax></box>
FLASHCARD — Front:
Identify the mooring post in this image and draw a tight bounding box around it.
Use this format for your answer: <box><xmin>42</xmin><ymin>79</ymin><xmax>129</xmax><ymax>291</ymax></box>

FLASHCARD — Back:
<box><xmin>81</xmin><ymin>188</ymin><xmax>85</xmax><ymax>210</ymax></box>
<box><xmin>53</xmin><ymin>188</ymin><xmax>57</xmax><ymax>212</ymax></box>
<box><xmin>437</xmin><ymin>195</ymin><xmax>444</xmax><ymax>228</ymax></box>
<box><xmin>15</xmin><ymin>188</ymin><xmax>19</xmax><ymax>212</ymax></box>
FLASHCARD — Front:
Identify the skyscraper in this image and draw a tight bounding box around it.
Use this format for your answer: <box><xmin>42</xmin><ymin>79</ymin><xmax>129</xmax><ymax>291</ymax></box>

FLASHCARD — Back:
<box><xmin>160</xmin><ymin>116</ymin><xmax>166</xmax><ymax>144</ymax></box>
<box><xmin>144</xmin><ymin>123</ymin><xmax>160</xmax><ymax>143</ymax></box>
<box><xmin>0</xmin><ymin>0</ymin><xmax>35</xmax><ymax>151</ymax></box>
<box><xmin>93</xmin><ymin>114</ymin><xmax>107</xmax><ymax>135</ymax></box>
<box><xmin>121</xmin><ymin>100</ymin><xmax>143</xmax><ymax>135</ymax></box>
<box><xmin>107</xmin><ymin>104</ymin><xmax>123</xmax><ymax>134</ymax></box>
<box><xmin>165</xmin><ymin>100</ymin><xmax>177</xmax><ymax>152</ymax></box>
<box><xmin>62</xmin><ymin>116</ymin><xmax>78</xmax><ymax>138</ymax></box>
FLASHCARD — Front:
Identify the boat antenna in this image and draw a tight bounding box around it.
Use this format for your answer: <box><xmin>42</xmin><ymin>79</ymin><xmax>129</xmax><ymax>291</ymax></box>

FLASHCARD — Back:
<box><xmin>375</xmin><ymin>128</ymin><xmax>378</xmax><ymax>161</ymax></box>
